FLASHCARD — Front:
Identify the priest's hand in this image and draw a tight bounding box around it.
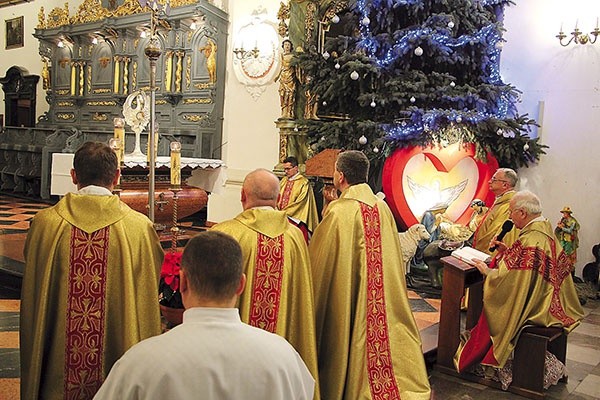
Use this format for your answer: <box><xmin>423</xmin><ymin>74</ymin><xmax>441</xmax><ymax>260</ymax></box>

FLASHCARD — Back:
<box><xmin>471</xmin><ymin>259</ymin><xmax>489</xmax><ymax>276</ymax></box>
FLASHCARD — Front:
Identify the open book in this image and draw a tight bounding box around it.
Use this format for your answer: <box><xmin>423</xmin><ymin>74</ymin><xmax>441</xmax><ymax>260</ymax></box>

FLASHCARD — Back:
<box><xmin>451</xmin><ymin>246</ymin><xmax>491</xmax><ymax>266</ymax></box>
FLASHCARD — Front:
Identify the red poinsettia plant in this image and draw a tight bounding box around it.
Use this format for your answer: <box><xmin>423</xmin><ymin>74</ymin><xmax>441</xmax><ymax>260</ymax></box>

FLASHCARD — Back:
<box><xmin>158</xmin><ymin>251</ymin><xmax>184</xmax><ymax>309</ymax></box>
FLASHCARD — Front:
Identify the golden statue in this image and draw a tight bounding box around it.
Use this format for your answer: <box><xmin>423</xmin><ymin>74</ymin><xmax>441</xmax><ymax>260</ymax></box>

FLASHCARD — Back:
<box><xmin>275</xmin><ymin>39</ymin><xmax>297</xmax><ymax>120</ymax></box>
<box><xmin>41</xmin><ymin>58</ymin><xmax>51</xmax><ymax>90</ymax></box>
<box><xmin>199</xmin><ymin>38</ymin><xmax>217</xmax><ymax>84</ymax></box>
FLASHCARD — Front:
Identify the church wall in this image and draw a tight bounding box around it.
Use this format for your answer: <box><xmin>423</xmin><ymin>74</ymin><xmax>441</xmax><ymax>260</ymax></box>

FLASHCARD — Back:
<box><xmin>207</xmin><ymin>0</ymin><xmax>281</xmax><ymax>223</ymax></box>
<box><xmin>502</xmin><ymin>0</ymin><xmax>600</xmax><ymax>275</ymax></box>
<box><xmin>0</xmin><ymin>0</ymin><xmax>64</xmax><ymax>119</ymax></box>
<box><xmin>1</xmin><ymin>0</ymin><xmax>598</xmax><ymax>274</ymax></box>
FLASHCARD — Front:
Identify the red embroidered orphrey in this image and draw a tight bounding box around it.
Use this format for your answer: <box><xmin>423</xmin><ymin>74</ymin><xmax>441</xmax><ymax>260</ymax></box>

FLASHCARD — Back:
<box><xmin>278</xmin><ymin>180</ymin><xmax>295</xmax><ymax>209</ymax></box>
<box><xmin>501</xmin><ymin>239</ymin><xmax>577</xmax><ymax>327</ymax></box>
<box><xmin>64</xmin><ymin>226</ymin><xmax>110</xmax><ymax>399</ymax></box>
<box><xmin>360</xmin><ymin>203</ymin><xmax>401</xmax><ymax>400</ymax></box>
<box><xmin>249</xmin><ymin>233</ymin><xmax>285</xmax><ymax>332</ymax></box>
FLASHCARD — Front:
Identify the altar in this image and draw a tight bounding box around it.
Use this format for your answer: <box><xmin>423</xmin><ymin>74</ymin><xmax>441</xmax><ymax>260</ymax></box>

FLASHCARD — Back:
<box><xmin>51</xmin><ymin>153</ymin><xmax>226</xmax><ymax>224</ymax></box>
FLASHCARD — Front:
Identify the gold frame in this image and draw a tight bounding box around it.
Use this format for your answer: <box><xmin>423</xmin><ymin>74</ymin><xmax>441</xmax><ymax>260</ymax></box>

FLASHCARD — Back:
<box><xmin>5</xmin><ymin>16</ymin><xmax>24</xmax><ymax>49</ymax></box>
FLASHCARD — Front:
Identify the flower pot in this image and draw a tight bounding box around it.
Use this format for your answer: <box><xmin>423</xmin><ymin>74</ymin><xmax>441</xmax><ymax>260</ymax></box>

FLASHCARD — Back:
<box><xmin>160</xmin><ymin>304</ymin><xmax>184</xmax><ymax>326</ymax></box>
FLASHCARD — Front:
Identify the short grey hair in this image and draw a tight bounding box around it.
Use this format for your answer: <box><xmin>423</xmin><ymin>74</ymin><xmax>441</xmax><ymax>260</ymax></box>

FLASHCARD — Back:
<box><xmin>512</xmin><ymin>190</ymin><xmax>542</xmax><ymax>216</ymax></box>
<box><xmin>497</xmin><ymin>168</ymin><xmax>518</xmax><ymax>188</ymax></box>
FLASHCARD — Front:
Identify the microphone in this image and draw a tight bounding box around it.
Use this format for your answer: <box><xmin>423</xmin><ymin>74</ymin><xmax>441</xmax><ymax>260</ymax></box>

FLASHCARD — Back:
<box><xmin>489</xmin><ymin>220</ymin><xmax>514</xmax><ymax>252</ymax></box>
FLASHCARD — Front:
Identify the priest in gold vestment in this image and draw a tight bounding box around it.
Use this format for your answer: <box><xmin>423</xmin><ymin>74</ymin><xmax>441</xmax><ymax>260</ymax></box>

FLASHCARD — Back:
<box><xmin>472</xmin><ymin>168</ymin><xmax>519</xmax><ymax>256</ymax></box>
<box><xmin>212</xmin><ymin>168</ymin><xmax>320</xmax><ymax>399</ymax></box>
<box><xmin>20</xmin><ymin>142</ymin><xmax>164</xmax><ymax>400</ymax></box>
<box><xmin>278</xmin><ymin>156</ymin><xmax>319</xmax><ymax>233</ymax></box>
<box><xmin>309</xmin><ymin>151</ymin><xmax>431</xmax><ymax>400</ymax></box>
<box><xmin>455</xmin><ymin>191</ymin><xmax>583</xmax><ymax>373</ymax></box>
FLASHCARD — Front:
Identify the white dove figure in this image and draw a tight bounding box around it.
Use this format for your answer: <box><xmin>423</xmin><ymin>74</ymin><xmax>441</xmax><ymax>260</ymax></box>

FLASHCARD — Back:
<box><xmin>406</xmin><ymin>175</ymin><xmax>469</xmax><ymax>212</ymax></box>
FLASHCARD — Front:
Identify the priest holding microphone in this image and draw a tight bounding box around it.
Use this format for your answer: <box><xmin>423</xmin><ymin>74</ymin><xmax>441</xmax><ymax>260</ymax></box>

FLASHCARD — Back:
<box><xmin>454</xmin><ymin>191</ymin><xmax>583</xmax><ymax>386</ymax></box>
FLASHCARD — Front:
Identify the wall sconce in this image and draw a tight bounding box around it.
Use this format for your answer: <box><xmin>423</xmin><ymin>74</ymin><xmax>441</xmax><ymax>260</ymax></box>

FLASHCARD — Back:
<box><xmin>232</xmin><ymin>44</ymin><xmax>260</xmax><ymax>60</ymax></box>
<box><xmin>556</xmin><ymin>19</ymin><xmax>600</xmax><ymax>46</ymax></box>
<box><xmin>231</xmin><ymin>6</ymin><xmax>280</xmax><ymax>99</ymax></box>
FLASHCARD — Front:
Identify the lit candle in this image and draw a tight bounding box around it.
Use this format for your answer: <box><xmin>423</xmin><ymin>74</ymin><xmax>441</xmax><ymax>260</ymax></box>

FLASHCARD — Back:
<box><xmin>575</xmin><ymin>19</ymin><xmax>579</xmax><ymax>30</ymax></box>
<box><xmin>108</xmin><ymin>138</ymin><xmax>122</xmax><ymax>185</ymax></box>
<box><xmin>560</xmin><ymin>21</ymin><xmax>563</xmax><ymax>32</ymax></box>
<box><xmin>170</xmin><ymin>141</ymin><xmax>181</xmax><ymax>187</ymax></box>
<box><xmin>113</xmin><ymin>117</ymin><xmax>125</xmax><ymax>162</ymax></box>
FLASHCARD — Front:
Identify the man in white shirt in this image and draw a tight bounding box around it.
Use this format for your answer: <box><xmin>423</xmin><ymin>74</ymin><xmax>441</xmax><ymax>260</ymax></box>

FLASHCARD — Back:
<box><xmin>94</xmin><ymin>230</ymin><xmax>315</xmax><ymax>400</ymax></box>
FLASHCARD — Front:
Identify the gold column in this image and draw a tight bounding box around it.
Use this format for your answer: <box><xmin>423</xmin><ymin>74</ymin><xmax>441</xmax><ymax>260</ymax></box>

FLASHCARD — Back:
<box><xmin>165</xmin><ymin>51</ymin><xmax>173</xmax><ymax>91</ymax></box>
<box><xmin>113</xmin><ymin>56</ymin><xmax>121</xmax><ymax>94</ymax></box>
<box><xmin>185</xmin><ymin>54</ymin><xmax>191</xmax><ymax>91</ymax></box>
<box><xmin>78</xmin><ymin>62</ymin><xmax>85</xmax><ymax>96</ymax></box>
<box><xmin>132</xmin><ymin>61</ymin><xmax>138</xmax><ymax>90</ymax></box>
<box><xmin>123</xmin><ymin>57</ymin><xmax>130</xmax><ymax>95</ymax></box>
<box><xmin>87</xmin><ymin>65</ymin><xmax>92</xmax><ymax>94</ymax></box>
<box><xmin>175</xmin><ymin>51</ymin><xmax>184</xmax><ymax>92</ymax></box>
<box><xmin>70</xmin><ymin>62</ymin><xmax>77</xmax><ymax>95</ymax></box>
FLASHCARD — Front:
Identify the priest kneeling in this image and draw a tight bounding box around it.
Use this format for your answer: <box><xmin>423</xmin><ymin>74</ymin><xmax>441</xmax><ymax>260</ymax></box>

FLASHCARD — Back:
<box><xmin>454</xmin><ymin>190</ymin><xmax>583</xmax><ymax>388</ymax></box>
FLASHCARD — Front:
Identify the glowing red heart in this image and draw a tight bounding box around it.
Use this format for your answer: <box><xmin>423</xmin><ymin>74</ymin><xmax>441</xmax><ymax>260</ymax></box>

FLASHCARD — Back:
<box><xmin>382</xmin><ymin>143</ymin><xmax>498</xmax><ymax>229</ymax></box>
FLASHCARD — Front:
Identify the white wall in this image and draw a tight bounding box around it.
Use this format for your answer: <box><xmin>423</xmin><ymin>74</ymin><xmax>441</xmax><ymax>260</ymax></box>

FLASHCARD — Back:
<box><xmin>1</xmin><ymin>0</ymin><xmax>598</xmax><ymax>274</ymax></box>
<box><xmin>207</xmin><ymin>0</ymin><xmax>282</xmax><ymax>222</ymax></box>
<box><xmin>0</xmin><ymin>0</ymin><xmax>64</xmax><ymax>119</ymax></box>
<box><xmin>502</xmin><ymin>0</ymin><xmax>600</xmax><ymax>274</ymax></box>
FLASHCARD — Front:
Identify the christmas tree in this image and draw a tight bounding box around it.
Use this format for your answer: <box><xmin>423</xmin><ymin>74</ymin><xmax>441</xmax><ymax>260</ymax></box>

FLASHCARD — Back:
<box><xmin>294</xmin><ymin>0</ymin><xmax>545</xmax><ymax>180</ymax></box>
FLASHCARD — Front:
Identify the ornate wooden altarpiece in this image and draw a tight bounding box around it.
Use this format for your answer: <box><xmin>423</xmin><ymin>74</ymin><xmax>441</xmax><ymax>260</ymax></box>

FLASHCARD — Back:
<box><xmin>0</xmin><ymin>0</ymin><xmax>228</xmax><ymax>199</ymax></box>
<box><xmin>35</xmin><ymin>0</ymin><xmax>227</xmax><ymax>157</ymax></box>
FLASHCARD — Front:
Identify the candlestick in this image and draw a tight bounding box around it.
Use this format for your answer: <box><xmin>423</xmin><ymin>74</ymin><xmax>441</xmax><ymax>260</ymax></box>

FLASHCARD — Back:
<box><xmin>170</xmin><ymin>141</ymin><xmax>181</xmax><ymax>187</ymax></box>
<box><xmin>113</xmin><ymin>117</ymin><xmax>125</xmax><ymax>163</ymax></box>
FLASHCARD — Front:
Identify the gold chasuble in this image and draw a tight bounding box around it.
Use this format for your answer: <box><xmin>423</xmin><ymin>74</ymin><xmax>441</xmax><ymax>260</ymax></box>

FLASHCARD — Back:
<box><xmin>472</xmin><ymin>191</ymin><xmax>519</xmax><ymax>256</ymax></box>
<box><xmin>309</xmin><ymin>184</ymin><xmax>430</xmax><ymax>400</ymax></box>
<box><xmin>278</xmin><ymin>175</ymin><xmax>319</xmax><ymax>233</ymax></box>
<box><xmin>455</xmin><ymin>219</ymin><xmax>584</xmax><ymax>372</ymax></box>
<box><xmin>212</xmin><ymin>208</ymin><xmax>320</xmax><ymax>399</ymax></box>
<box><xmin>21</xmin><ymin>193</ymin><xmax>163</xmax><ymax>400</ymax></box>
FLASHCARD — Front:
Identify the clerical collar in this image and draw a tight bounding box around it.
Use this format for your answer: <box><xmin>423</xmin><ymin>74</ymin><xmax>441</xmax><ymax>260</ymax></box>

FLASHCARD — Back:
<box><xmin>77</xmin><ymin>185</ymin><xmax>113</xmax><ymax>196</ymax></box>
<box><xmin>289</xmin><ymin>172</ymin><xmax>300</xmax><ymax>180</ymax></box>
<box><xmin>495</xmin><ymin>189</ymin><xmax>515</xmax><ymax>200</ymax></box>
<box><xmin>522</xmin><ymin>215</ymin><xmax>546</xmax><ymax>230</ymax></box>
<box><xmin>250</xmin><ymin>206</ymin><xmax>276</xmax><ymax>210</ymax></box>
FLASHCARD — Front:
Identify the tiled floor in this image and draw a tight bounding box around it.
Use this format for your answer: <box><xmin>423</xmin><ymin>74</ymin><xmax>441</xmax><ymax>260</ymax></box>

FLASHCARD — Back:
<box><xmin>1</xmin><ymin>194</ymin><xmax>598</xmax><ymax>399</ymax></box>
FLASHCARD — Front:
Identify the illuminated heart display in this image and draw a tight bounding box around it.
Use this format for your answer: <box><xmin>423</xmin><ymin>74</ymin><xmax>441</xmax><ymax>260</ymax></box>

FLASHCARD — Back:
<box><xmin>382</xmin><ymin>143</ymin><xmax>498</xmax><ymax>230</ymax></box>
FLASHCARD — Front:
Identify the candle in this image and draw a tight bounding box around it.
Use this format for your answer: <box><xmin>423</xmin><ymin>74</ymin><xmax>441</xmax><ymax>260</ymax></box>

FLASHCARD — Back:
<box><xmin>170</xmin><ymin>141</ymin><xmax>181</xmax><ymax>186</ymax></box>
<box><xmin>108</xmin><ymin>138</ymin><xmax>122</xmax><ymax>185</ymax></box>
<box><xmin>113</xmin><ymin>117</ymin><xmax>125</xmax><ymax>162</ymax></box>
